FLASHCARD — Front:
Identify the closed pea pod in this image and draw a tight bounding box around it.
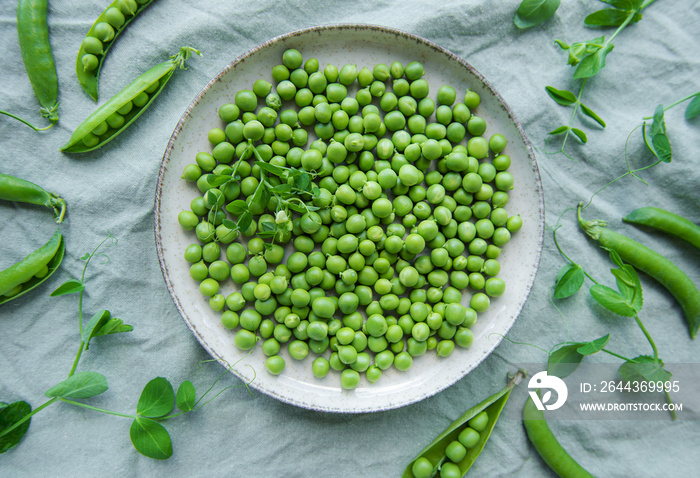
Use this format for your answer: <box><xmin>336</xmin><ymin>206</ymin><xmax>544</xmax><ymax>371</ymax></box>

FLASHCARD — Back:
<box><xmin>3</xmin><ymin>0</ymin><xmax>59</xmax><ymax>130</ymax></box>
<box><xmin>0</xmin><ymin>229</ymin><xmax>64</xmax><ymax>305</ymax></box>
<box><xmin>76</xmin><ymin>0</ymin><xmax>157</xmax><ymax>101</ymax></box>
<box><xmin>403</xmin><ymin>370</ymin><xmax>525</xmax><ymax>478</ymax></box>
<box><xmin>623</xmin><ymin>206</ymin><xmax>700</xmax><ymax>250</ymax></box>
<box><xmin>0</xmin><ymin>173</ymin><xmax>66</xmax><ymax>223</ymax></box>
<box><xmin>523</xmin><ymin>397</ymin><xmax>595</xmax><ymax>478</ymax></box>
<box><xmin>579</xmin><ymin>204</ymin><xmax>700</xmax><ymax>338</ymax></box>
<box><xmin>61</xmin><ymin>46</ymin><xmax>200</xmax><ymax>153</ymax></box>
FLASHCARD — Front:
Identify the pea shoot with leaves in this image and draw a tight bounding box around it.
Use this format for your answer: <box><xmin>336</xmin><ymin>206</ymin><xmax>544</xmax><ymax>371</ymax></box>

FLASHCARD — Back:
<box><xmin>0</xmin><ymin>236</ymin><xmax>252</xmax><ymax>459</ymax></box>
<box><xmin>549</xmin><ymin>225</ymin><xmax>677</xmax><ymax>417</ymax></box>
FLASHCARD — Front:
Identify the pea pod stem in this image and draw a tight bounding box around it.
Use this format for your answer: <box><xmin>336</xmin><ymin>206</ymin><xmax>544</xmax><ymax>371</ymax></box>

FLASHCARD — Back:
<box><xmin>16</xmin><ymin>0</ymin><xmax>59</xmax><ymax>125</ymax></box>
<box><xmin>578</xmin><ymin>203</ymin><xmax>700</xmax><ymax>339</ymax></box>
<box><xmin>523</xmin><ymin>396</ymin><xmax>595</xmax><ymax>478</ymax></box>
<box><xmin>0</xmin><ymin>173</ymin><xmax>66</xmax><ymax>223</ymax></box>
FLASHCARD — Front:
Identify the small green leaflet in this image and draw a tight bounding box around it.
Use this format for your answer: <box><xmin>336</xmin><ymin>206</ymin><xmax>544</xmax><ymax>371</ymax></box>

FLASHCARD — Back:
<box><xmin>584</xmin><ymin>8</ymin><xmax>642</xmax><ymax>27</ymax></box>
<box><xmin>618</xmin><ymin>355</ymin><xmax>672</xmax><ymax>383</ymax></box>
<box><xmin>643</xmin><ymin>105</ymin><xmax>672</xmax><ymax>163</ymax></box>
<box><xmin>50</xmin><ymin>279</ymin><xmax>84</xmax><ymax>297</ymax></box>
<box><xmin>554</xmin><ymin>263</ymin><xmax>585</xmax><ymax>299</ymax></box>
<box><xmin>176</xmin><ymin>381</ymin><xmax>196</xmax><ymax>412</ymax></box>
<box><xmin>548</xmin><ymin>343</ymin><xmax>584</xmax><ymax>378</ymax></box>
<box><xmin>81</xmin><ymin>310</ymin><xmax>111</xmax><ymax>349</ymax></box>
<box><xmin>201</xmin><ymin>174</ymin><xmax>232</xmax><ymax>188</ymax></box>
<box><xmin>514</xmin><ymin>0</ymin><xmax>561</xmax><ymax>29</ymax></box>
<box><xmin>574</xmin><ymin>43</ymin><xmax>614</xmax><ymax>79</ymax></box>
<box><xmin>545</xmin><ymin>86</ymin><xmax>577</xmax><ymax>106</ymax></box>
<box><xmin>137</xmin><ymin>377</ymin><xmax>174</xmax><ymax>418</ymax></box>
<box><xmin>549</xmin><ymin>126</ymin><xmax>569</xmax><ymax>135</ymax></box>
<box><xmin>226</xmin><ymin>199</ymin><xmax>248</xmax><ymax>216</ymax></box>
<box><xmin>571</xmin><ymin>128</ymin><xmax>588</xmax><ymax>143</ymax></box>
<box><xmin>685</xmin><ymin>93</ymin><xmax>700</xmax><ymax>119</ymax></box>
<box><xmin>548</xmin><ymin>334</ymin><xmax>610</xmax><ymax>378</ymax></box>
<box><xmin>129</xmin><ymin>417</ymin><xmax>173</xmax><ymax>460</ymax></box>
<box><xmin>545</xmin><ymin>86</ymin><xmax>605</xmax><ymax>129</ymax></box>
<box><xmin>0</xmin><ymin>401</ymin><xmax>31</xmax><ymax>453</ymax></box>
<box><xmin>580</xmin><ymin>104</ymin><xmax>606</xmax><ymax>127</ymax></box>
<box><xmin>255</xmin><ymin>160</ymin><xmax>287</xmax><ymax>177</ymax></box>
<box><xmin>95</xmin><ymin>318</ymin><xmax>133</xmax><ymax>337</ymax></box>
<box><xmin>554</xmin><ymin>36</ymin><xmax>605</xmax><ymax>66</ymax></box>
<box><xmin>45</xmin><ymin>371</ymin><xmax>108</xmax><ymax>399</ymax></box>
<box><xmin>590</xmin><ymin>284</ymin><xmax>638</xmax><ymax>317</ymax></box>
<box><xmin>577</xmin><ymin>333</ymin><xmax>610</xmax><ymax>355</ymax></box>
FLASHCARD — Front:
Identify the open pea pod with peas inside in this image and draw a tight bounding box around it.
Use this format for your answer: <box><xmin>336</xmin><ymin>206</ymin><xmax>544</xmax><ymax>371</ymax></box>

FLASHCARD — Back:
<box><xmin>76</xmin><ymin>0</ymin><xmax>156</xmax><ymax>101</ymax></box>
<box><xmin>0</xmin><ymin>173</ymin><xmax>66</xmax><ymax>223</ymax></box>
<box><xmin>61</xmin><ymin>46</ymin><xmax>200</xmax><ymax>153</ymax></box>
<box><xmin>404</xmin><ymin>370</ymin><xmax>526</xmax><ymax>478</ymax></box>
<box><xmin>0</xmin><ymin>229</ymin><xmax>64</xmax><ymax>305</ymax></box>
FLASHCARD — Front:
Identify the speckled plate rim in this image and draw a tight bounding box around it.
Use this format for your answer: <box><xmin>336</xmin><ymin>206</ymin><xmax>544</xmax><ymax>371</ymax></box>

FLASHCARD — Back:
<box><xmin>154</xmin><ymin>23</ymin><xmax>545</xmax><ymax>413</ymax></box>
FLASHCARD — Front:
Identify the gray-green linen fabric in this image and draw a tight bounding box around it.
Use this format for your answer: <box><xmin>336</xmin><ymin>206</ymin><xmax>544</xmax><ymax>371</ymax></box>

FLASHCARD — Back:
<box><xmin>1</xmin><ymin>0</ymin><xmax>699</xmax><ymax>476</ymax></box>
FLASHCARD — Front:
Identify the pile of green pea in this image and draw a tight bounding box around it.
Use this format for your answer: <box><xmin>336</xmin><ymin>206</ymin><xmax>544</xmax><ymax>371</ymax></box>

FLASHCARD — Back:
<box><xmin>177</xmin><ymin>48</ymin><xmax>523</xmax><ymax>389</ymax></box>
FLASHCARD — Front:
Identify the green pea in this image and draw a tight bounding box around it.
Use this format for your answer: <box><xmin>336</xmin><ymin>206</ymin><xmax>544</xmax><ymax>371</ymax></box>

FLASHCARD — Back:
<box><xmin>234</xmin><ymin>329</ymin><xmax>257</xmax><ymax>350</ymax></box>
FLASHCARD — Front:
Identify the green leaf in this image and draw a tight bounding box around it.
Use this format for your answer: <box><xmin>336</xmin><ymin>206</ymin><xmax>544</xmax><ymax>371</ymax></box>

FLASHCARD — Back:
<box><xmin>651</xmin><ymin>104</ymin><xmax>665</xmax><ymax>134</ymax></box>
<box><xmin>272</xmin><ymin>183</ymin><xmax>293</xmax><ymax>194</ymax></box>
<box><xmin>176</xmin><ymin>381</ymin><xmax>196</xmax><ymax>412</ymax></box>
<box><xmin>584</xmin><ymin>8</ymin><xmax>641</xmax><ymax>27</ymax></box>
<box><xmin>608</xmin><ymin>249</ymin><xmax>624</xmax><ymax>268</ymax></box>
<box><xmin>95</xmin><ymin>318</ymin><xmax>133</xmax><ymax>337</ymax></box>
<box><xmin>577</xmin><ymin>334</ymin><xmax>610</xmax><ymax>355</ymax></box>
<box><xmin>222</xmin><ymin>219</ymin><xmax>237</xmax><ymax>230</ymax></box>
<box><xmin>545</xmin><ymin>86</ymin><xmax>578</xmax><ymax>106</ymax></box>
<box><xmin>580</xmin><ymin>103</ymin><xmax>606</xmax><ymax>127</ymax></box>
<box><xmin>129</xmin><ymin>417</ymin><xmax>173</xmax><ymax>460</ymax></box>
<box><xmin>553</xmin><ymin>263</ymin><xmax>585</xmax><ymax>299</ymax></box>
<box><xmin>81</xmin><ymin>310</ymin><xmax>112</xmax><ymax>349</ymax></box>
<box><xmin>685</xmin><ymin>94</ymin><xmax>700</xmax><ymax>119</ymax></box>
<box><xmin>548</xmin><ymin>126</ymin><xmax>569</xmax><ymax>135</ymax></box>
<box><xmin>226</xmin><ymin>199</ymin><xmax>249</xmax><ymax>216</ymax></box>
<box><xmin>295</xmin><ymin>173</ymin><xmax>311</xmax><ymax>192</ymax></box>
<box><xmin>0</xmin><ymin>401</ymin><xmax>32</xmax><ymax>453</ymax></box>
<box><xmin>201</xmin><ymin>174</ymin><xmax>232</xmax><ymax>188</ymax></box>
<box><xmin>237</xmin><ymin>211</ymin><xmax>253</xmax><ymax>232</ymax></box>
<box><xmin>652</xmin><ymin>133</ymin><xmax>672</xmax><ymax>163</ymax></box>
<box><xmin>619</xmin><ymin>356</ymin><xmax>672</xmax><ymax>383</ymax></box>
<box><xmin>612</xmin><ymin>265</ymin><xmax>643</xmax><ymax>312</ymax></box>
<box><xmin>80</xmin><ymin>253</ymin><xmax>90</xmax><ymax>260</ymax></box>
<box><xmin>514</xmin><ymin>0</ymin><xmax>561</xmax><ymax>29</ymax></box>
<box><xmin>50</xmin><ymin>279</ymin><xmax>84</xmax><ymax>297</ymax></box>
<box><xmin>571</xmin><ymin>128</ymin><xmax>588</xmax><ymax>143</ymax></box>
<box><xmin>256</xmin><ymin>161</ymin><xmax>287</xmax><ymax>177</ymax></box>
<box><xmin>573</xmin><ymin>44</ymin><xmax>614</xmax><ymax>79</ymax></box>
<box><xmin>590</xmin><ymin>284</ymin><xmax>637</xmax><ymax>317</ymax></box>
<box><xmin>554</xmin><ymin>39</ymin><xmax>569</xmax><ymax>50</ymax></box>
<box><xmin>45</xmin><ymin>371</ymin><xmax>108</xmax><ymax>399</ymax></box>
<box><xmin>137</xmin><ymin>377</ymin><xmax>174</xmax><ymax>418</ymax></box>
<box><xmin>548</xmin><ymin>343</ymin><xmax>584</xmax><ymax>378</ymax></box>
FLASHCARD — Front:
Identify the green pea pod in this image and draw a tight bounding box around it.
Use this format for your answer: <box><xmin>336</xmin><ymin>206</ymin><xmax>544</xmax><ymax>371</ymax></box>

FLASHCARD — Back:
<box><xmin>523</xmin><ymin>397</ymin><xmax>595</xmax><ymax>478</ymax></box>
<box><xmin>578</xmin><ymin>204</ymin><xmax>700</xmax><ymax>339</ymax></box>
<box><xmin>0</xmin><ymin>173</ymin><xmax>67</xmax><ymax>223</ymax></box>
<box><xmin>403</xmin><ymin>370</ymin><xmax>526</xmax><ymax>478</ymax></box>
<box><xmin>76</xmin><ymin>0</ymin><xmax>157</xmax><ymax>101</ymax></box>
<box><xmin>61</xmin><ymin>46</ymin><xmax>200</xmax><ymax>154</ymax></box>
<box><xmin>623</xmin><ymin>207</ymin><xmax>700</xmax><ymax>250</ymax></box>
<box><xmin>0</xmin><ymin>229</ymin><xmax>64</xmax><ymax>305</ymax></box>
<box><xmin>12</xmin><ymin>0</ymin><xmax>59</xmax><ymax>128</ymax></box>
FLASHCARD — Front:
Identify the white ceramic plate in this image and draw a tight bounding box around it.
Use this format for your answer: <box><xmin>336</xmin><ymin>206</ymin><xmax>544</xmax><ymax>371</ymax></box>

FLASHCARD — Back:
<box><xmin>155</xmin><ymin>24</ymin><xmax>544</xmax><ymax>413</ymax></box>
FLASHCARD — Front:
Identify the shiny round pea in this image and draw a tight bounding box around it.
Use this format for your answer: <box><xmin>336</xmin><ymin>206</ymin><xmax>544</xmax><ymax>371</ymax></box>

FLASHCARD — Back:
<box><xmin>458</xmin><ymin>427</ymin><xmax>480</xmax><ymax>449</ymax></box>
<box><xmin>312</xmin><ymin>357</ymin><xmax>330</xmax><ymax>378</ymax></box>
<box><xmin>265</xmin><ymin>355</ymin><xmax>286</xmax><ymax>375</ymax></box>
<box><xmin>340</xmin><ymin>369</ymin><xmax>360</xmax><ymax>389</ymax></box>
<box><xmin>234</xmin><ymin>329</ymin><xmax>257</xmax><ymax>350</ymax></box>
